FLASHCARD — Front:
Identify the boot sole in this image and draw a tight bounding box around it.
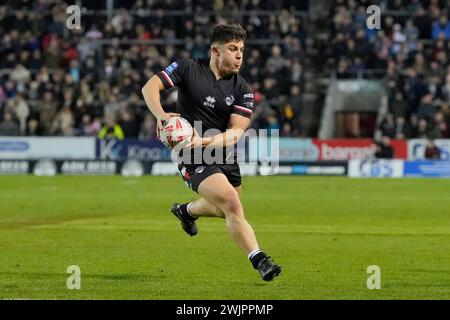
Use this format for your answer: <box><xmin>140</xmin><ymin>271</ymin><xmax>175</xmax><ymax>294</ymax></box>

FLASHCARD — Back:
<box><xmin>262</xmin><ymin>265</ymin><xmax>282</xmax><ymax>281</ymax></box>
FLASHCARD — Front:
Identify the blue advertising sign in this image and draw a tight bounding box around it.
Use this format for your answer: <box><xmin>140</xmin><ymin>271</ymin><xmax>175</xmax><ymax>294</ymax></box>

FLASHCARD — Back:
<box><xmin>348</xmin><ymin>160</ymin><xmax>404</xmax><ymax>177</ymax></box>
<box><xmin>403</xmin><ymin>161</ymin><xmax>450</xmax><ymax>177</ymax></box>
<box><xmin>96</xmin><ymin>139</ymin><xmax>172</xmax><ymax>161</ymax></box>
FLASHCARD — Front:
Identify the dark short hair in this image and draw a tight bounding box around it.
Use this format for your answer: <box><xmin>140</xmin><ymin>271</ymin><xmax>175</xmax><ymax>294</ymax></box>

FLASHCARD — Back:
<box><xmin>210</xmin><ymin>24</ymin><xmax>246</xmax><ymax>45</ymax></box>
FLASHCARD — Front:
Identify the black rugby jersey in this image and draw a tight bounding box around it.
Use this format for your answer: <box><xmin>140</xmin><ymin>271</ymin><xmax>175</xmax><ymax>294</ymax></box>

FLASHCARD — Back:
<box><xmin>156</xmin><ymin>58</ymin><xmax>254</xmax><ymax>136</ymax></box>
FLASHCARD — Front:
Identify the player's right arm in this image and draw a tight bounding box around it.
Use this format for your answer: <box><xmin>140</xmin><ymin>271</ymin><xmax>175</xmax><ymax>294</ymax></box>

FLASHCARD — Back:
<box><xmin>141</xmin><ymin>75</ymin><xmax>178</xmax><ymax>127</ymax></box>
<box><xmin>142</xmin><ymin>59</ymin><xmax>190</xmax><ymax>130</ymax></box>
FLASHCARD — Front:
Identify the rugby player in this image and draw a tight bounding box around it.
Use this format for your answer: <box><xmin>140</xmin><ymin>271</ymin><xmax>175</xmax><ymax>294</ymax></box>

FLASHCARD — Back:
<box><xmin>142</xmin><ymin>24</ymin><xmax>281</xmax><ymax>281</ymax></box>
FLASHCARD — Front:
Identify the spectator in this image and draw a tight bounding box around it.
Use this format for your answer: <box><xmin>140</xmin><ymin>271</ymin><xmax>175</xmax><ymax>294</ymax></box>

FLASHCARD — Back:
<box><xmin>2</xmin><ymin>80</ymin><xmax>17</xmax><ymax>99</ymax></box>
<box><xmin>424</xmin><ymin>139</ymin><xmax>441</xmax><ymax>159</ymax></box>
<box><xmin>0</xmin><ymin>111</ymin><xmax>20</xmax><ymax>136</ymax></box>
<box><xmin>38</xmin><ymin>91</ymin><xmax>58</xmax><ymax>135</ymax></box>
<box><xmin>285</xmin><ymin>84</ymin><xmax>303</xmax><ymax>131</ymax></box>
<box><xmin>118</xmin><ymin>110</ymin><xmax>139</xmax><ymax>138</ymax></box>
<box><xmin>404</xmin><ymin>114</ymin><xmax>419</xmax><ymax>138</ymax></box>
<box><xmin>188</xmin><ymin>34</ymin><xmax>209</xmax><ymax>60</ymax></box>
<box><xmin>261</xmin><ymin>77</ymin><xmax>279</xmax><ymax>100</ymax></box>
<box><xmin>98</xmin><ymin>115</ymin><xmax>125</xmax><ymax>140</ymax></box>
<box><xmin>441</xmin><ymin>74</ymin><xmax>450</xmax><ymax>103</ymax></box>
<box><xmin>50</xmin><ymin>106</ymin><xmax>75</xmax><ymax>136</ymax></box>
<box><xmin>85</xmin><ymin>24</ymin><xmax>104</xmax><ymax>40</ymax></box>
<box><xmin>7</xmin><ymin>94</ymin><xmax>30</xmax><ymax>135</ymax></box>
<box><xmin>139</xmin><ymin>114</ymin><xmax>157</xmax><ymax>140</ymax></box>
<box><xmin>404</xmin><ymin>18</ymin><xmax>419</xmax><ymax>45</ymax></box>
<box><xmin>417</xmin><ymin>118</ymin><xmax>429</xmax><ymax>138</ymax></box>
<box><xmin>43</xmin><ymin>34</ymin><xmax>62</xmax><ymax>68</ymax></box>
<box><xmin>77</xmin><ymin>114</ymin><xmax>100</xmax><ymax>136</ymax></box>
<box><xmin>395</xmin><ymin>116</ymin><xmax>406</xmax><ymax>139</ymax></box>
<box><xmin>10</xmin><ymin>64</ymin><xmax>31</xmax><ymax>84</ymax></box>
<box><xmin>390</xmin><ymin>90</ymin><xmax>405</xmax><ymax>118</ymax></box>
<box><xmin>336</xmin><ymin>57</ymin><xmax>350</xmax><ymax>79</ymax></box>
<box><xmin>378</xmin><ymin>113</ymin><xmax>396</xmax><ymax>139</ymax></box>
<box><xmin>441</xmin><ymin>102</ymin><xmax>450</xmax><ymax>130</ymax></box>
<box><xmin>432</xmin><ymin>15</ymin><xmax>450</xmax><ymax>40</ymax></box>
<box><xmin>264</xmin><ymin>111</ymin><xmax>280</xmax><ymax>135</ymax></box>
<box><xmin>26</xmin><ymin>119</ymin><xmax>41</xmax><ymax>136</ymax></box>
<box><xmin>415</xmin><ymin>8</ymin><xmax>432</xmax><ymax>39</ymax></box>
<box><xmin>111</xmin><ymin>8</ymin><xmax>133</xmax><ymax>35</ymax></box>
<box><xmin>375</xmin><ymin>136</ymin><xmax>394</xmax><ymax>159</ymax></box>
<box><xmin>265</xmin><ymin>45</ymin><xmax>285</xmax><ymax>71</ymax></box>
<box><xmin>430</xmin><ymin>112</ymin><xmax>448</xmax><ymax>139</ymax></box>
<box><xmin>280</xmin><ymin>122</ymin><xmax>292</xmax><ymax>137</ymax></box>
<box><xmin>404</xmin><ymin>68</ymin><xmax>423</xmax><ymax>118</ymax></box>
<box><xmin>418</xmin><ymin>93</ymin><xmax>437</xmax><ymax>120</ymax></box>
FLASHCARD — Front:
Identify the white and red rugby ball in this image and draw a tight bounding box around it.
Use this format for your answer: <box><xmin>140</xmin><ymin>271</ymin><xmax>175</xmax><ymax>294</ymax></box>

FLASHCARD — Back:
<box><xmin>158</xmin><ymin>116</ymin><xmax>193</xmax><ymax>149</ymax></box>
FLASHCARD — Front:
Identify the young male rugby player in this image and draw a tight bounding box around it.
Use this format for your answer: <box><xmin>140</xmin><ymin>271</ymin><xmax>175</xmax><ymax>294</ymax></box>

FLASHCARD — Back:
<box><xmin>142</xmin><ymin>24</ymin><xmax>281</xmax><ymax>281</ymax></box>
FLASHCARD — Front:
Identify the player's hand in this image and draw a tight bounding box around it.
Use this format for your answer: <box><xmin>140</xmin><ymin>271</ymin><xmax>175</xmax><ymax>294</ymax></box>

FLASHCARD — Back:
<box><xmin>185</xmin><ymin>127</ymin><xmax>203</xmax><ymax>149</ymax></box>
<box><xmin>158</xmin><ymin>112</ymin><xmax>180</xmax><ymax>124</ymax></box>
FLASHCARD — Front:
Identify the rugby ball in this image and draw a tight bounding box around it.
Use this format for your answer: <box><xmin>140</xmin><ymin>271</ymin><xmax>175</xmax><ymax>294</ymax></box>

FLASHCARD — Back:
<box><xmin>158</xmin><ymin>116</ymin><xmax>193</xmax><ymax>149</ymax></box>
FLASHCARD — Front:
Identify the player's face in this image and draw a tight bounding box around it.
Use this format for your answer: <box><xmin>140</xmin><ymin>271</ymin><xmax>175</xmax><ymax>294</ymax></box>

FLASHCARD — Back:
<box><xmin>216</xmin><ymin>41</ymin><xmax>245</xmax><ymax>75</ymax></box>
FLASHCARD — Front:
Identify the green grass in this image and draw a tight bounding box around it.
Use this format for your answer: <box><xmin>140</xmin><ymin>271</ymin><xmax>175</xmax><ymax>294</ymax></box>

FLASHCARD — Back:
<box><xmin>0</xmin><ymin>175</ymin><xmax>449</xmax><ymax>299</ymax></box>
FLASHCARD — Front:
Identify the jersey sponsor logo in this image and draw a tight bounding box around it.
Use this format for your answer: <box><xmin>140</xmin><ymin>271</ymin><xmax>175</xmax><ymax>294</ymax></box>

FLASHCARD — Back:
<box><xmin>195</xmin><ymin>166</ymin><xmax>205</xmax><ymax>174</ymax></box>
<box><xmin>225</xmin><ymin>95</ymin><xmax>235</xmax><ymax>106</ymax></box>
<box><xmin>203</xmin><ymin>96</ymin><xmax>216</xmax><ymax>108</ymax></box>
<box><xmin>164</xmin><ymin>62</ymin><xmax>179</xmax><ymax>75</ymax></box>
<box><xmin>243</xmin><ymin>93</ymin><xmax>254</xmax><ymax>99</ymax></box>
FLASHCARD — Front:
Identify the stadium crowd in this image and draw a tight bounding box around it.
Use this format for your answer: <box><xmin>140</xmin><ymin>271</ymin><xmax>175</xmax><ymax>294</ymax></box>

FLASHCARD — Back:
<box><xmin>0</xmin><ymin>0</ymin><xmax>308</xmax><ymax>138</ymax></box>
<box><xmin>327</xmin><ymin>0</ymin><xmax>450</xmax><ymax>141</ymax></box>
<box><xmin>1</xmin><ymin>0</ymin><xmax>450</xmax><ymax>142</ymax></box>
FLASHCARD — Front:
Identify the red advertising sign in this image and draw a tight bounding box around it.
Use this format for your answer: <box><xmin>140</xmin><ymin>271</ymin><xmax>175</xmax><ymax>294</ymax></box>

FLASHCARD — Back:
<box><xmin>312</xmin><ymin>139</ymin><xmax>407</xmax><ymax>160</ymax></box>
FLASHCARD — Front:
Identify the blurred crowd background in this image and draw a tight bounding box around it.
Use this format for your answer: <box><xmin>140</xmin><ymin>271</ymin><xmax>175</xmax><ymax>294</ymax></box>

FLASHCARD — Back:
<box><xmin>325</xmin><ymin>0</ymin><xmax>450</xmax><ymax>141</ymax></box>
<box><xmin>0</xmin><ymin>0</ymin><xmax>449</xmax><ymax>143</ymax></box>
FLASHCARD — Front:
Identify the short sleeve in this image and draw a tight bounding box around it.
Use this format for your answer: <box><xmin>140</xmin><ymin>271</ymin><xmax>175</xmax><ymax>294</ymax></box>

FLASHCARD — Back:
<box><xmin>231</xmin><ymin>83</ymin><xmax>254</xmax><ymax>119</ymax></box>
<box><xmin>156</xmin><ymin>59</ymin><xmax>191</xmax><ymax>89</ymax></box>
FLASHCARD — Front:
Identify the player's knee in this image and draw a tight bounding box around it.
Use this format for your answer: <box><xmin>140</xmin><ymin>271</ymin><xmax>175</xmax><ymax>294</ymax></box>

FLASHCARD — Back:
<box><xmin>219</xmin><ymin>190</ymin><xmax>243</xmax><ymax>217</ymax></box>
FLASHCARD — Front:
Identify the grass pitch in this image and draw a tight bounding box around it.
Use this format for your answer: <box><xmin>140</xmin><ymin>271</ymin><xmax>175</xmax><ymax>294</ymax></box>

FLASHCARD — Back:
<box><xmin>0</xmin><ymin>175</ymin><xmax>449</xmax><ymax>299</ymax></box>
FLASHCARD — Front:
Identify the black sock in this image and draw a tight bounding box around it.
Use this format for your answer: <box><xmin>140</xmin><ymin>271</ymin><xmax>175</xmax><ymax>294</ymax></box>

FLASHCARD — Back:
<box><xmin>250</xmin><ymin>251</ymin><xmax>268</xmax><ymax>269</ymax></box>
<box><xmin>179</xmin><ymin>203</ymin><xmax>197</xmax><ymax>221</ymax></box>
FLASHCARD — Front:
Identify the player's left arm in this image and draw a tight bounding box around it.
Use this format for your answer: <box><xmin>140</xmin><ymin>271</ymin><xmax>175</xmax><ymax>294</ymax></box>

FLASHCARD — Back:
<box><xmin>188</xmin><ymin>114</ymin><xmax>249</xmax><ymax>148</ymax></box>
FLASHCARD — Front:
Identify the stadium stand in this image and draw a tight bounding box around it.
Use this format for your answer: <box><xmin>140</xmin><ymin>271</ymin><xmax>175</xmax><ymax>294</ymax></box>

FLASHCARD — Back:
<box><xmin>317</xmin><ymin>0</ymin><xmax>450</xmax><ymax>140</ymax></box>
<box><xmin>0</xmin><ymin>0</ymin><xmax>309</xmax><ymax>138</ymax></box>
<box><xmin>0</xmin><ymin>0</ymin><xmax>449</xmax><ymax>141</ymax></box>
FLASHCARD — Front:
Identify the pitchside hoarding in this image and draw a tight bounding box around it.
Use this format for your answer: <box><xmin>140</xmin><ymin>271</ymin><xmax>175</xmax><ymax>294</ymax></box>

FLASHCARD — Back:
<box><xmin>0</xmin><ymin>137</ymin><xmax>95</xmax><ymax>159</ymax></box>
<box><xmin>0</xmin><ymin>159</ymin><xmax>150</xmax><ymax>176</ymax></box>
<box><xmin>349</xmin><ymin>159</ymin><xmax>450</xmax><ymax>177</ymax></box>
<box><xmin>0</xmin><ymin>137</ymin><xmax>423</xmax><ymax>162</ymax></box>
<box><xmin>348</xmin><ymin>160</ymin><xmax>404</xmax><ymax>177</ymax></box>
<box><xmin>407</xmin><ymin>139</ymin><xmax>450</xmax><ymax>160</ymax></box>
<box><xmin>0</xmin><ymin>160</ymin><xmax>347</xmax><ymax>176</ymax></box>
<box><xmin>96</xmin><ymin>138</ymin><xmax>172</xmax><ymax>161</ymax></box>
<box><xmin>276</xmin><ymin>139</ymin><xmax>407</xmax><ymax>161</ymax></box>
<box><xmin>403</xmin><ymin>161</ymin><xmax>450</xmax><ymax>177</ymax></box>
<box><xmin>97</xmin><ymin>138</ymin><xmax>408</xmax><ymax>163</ymax></box>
